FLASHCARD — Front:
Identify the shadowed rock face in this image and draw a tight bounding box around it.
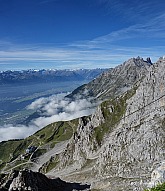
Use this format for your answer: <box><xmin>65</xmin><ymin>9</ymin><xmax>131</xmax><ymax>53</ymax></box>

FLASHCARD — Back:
<box><xmin>0</xmin><ymin>169</ymin><xmax>90</xmax><ymax>191</ymax></box>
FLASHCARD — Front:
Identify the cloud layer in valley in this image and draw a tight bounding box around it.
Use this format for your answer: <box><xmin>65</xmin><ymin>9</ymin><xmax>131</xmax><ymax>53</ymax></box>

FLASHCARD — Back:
<box><xmin>0</xmin><ymin>94</ymin><xmax>98</xmax><ymax>142</ymax></box>
<box><xmin>0</xmin><ymin>124</ymin><xmax>40</xmax><ymax>142</ymax></box>
<box><xmin>27</xmin><ymin>94</ymin><xmax>98</xmax><ymax>127</ymax></box>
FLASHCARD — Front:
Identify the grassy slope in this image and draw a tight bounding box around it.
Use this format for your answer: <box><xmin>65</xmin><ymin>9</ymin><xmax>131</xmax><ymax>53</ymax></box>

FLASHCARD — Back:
<box><xmin>0</xmin><ymin>119</ymin><xmax>78</xmax><ymax>171</ymax></box>
<box><xmin>93</xmin><ymin>87</ymin><xmax>137</xmax><ymax>145</ymax></box>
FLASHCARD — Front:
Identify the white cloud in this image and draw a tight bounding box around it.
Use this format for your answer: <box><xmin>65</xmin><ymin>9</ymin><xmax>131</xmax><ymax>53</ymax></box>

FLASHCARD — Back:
<box><xmin>0</xmin><ymin>94</ymin><xmax>99</xmax><ymax>142</ymax></box>
<box><xmin>86</xmin><ymin>13</ymin><xmax>165</xmax><ymax>46</ymax></box>
<box><xmin>28</xmin><ymin>94</ymin><xmax>98</xmax><ymax>126</ymax></box>
<box><xmin>32</xmin><ymin>108</ymin><xmax>95</xmax><ymax>128</ymax></box>
<box><xmin>0</xmin><ymin>124</ymin><xmax>40</xmax><ymax>142</ymax></box>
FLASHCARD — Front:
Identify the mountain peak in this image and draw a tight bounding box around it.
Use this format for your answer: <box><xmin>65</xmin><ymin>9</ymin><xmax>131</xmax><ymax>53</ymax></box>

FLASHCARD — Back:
<box><xmin>123</xmin><ymin>56</ymin><xmax>152</xmax><ymax>68</ymax></box>
<box><xmin>67</xmin><ymin>56</ymin><xmax>152</xmax><ymax>100</ymax></box>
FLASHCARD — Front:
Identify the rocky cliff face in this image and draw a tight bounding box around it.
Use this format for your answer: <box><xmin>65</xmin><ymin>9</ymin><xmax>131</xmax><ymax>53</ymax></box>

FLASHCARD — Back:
<box><xmin>45</xmin><ymin>57</ymin><xmax>165</xmax><ymax>190</ymax></box>
<box><xmin>89</xmin><ymin>57</ymin><xmax>165</xmax><ymax>189</ymax></box>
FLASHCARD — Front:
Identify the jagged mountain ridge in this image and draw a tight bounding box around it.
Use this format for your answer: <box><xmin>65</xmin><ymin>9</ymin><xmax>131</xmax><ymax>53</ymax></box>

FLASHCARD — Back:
<box><xmin>0</xmin><ymin>56</ymin><xmax>165</xmax><ymax>191</ymax></box>
<box><xmin>57</xmin><ymin>56</ymin><xmax>165</xmax><ymax>190</ymax></box>
<box><xmin>42</xmin><ymin>56</ymin><xmax>164</xmax><ymax>190</ymax></box>
<box><xmin>67</xmin><ymin>57</ymin><xmax>152</xmax><ymax>100</ymax></box>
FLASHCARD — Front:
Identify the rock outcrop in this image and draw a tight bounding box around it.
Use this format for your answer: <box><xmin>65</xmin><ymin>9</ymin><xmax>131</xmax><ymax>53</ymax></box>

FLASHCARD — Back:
<box><xmin>47</xmin><ymin>57</ymin><xmax>165</xmax><ymax>190</ymax></box>
<box><xmin>0</xmin><ymin>169</ymin><xmax>90</xmax><ymax>191</ymax></box>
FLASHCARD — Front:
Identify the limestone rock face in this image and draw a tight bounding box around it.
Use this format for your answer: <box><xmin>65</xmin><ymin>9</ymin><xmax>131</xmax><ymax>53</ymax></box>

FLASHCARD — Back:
<box><xmin>56</xmin><ymin>105</ymin><xmax>105</xmax><ymax>170</ymax></box>
<box><xmin>92</xmin><ymin>57</ymin><xmax>165</xmax><ymax>190</ymax></box>
<box><xmin>51</xmin><ymin>57</ymin><xmax>165</xmax><ymax>190</ymax></box>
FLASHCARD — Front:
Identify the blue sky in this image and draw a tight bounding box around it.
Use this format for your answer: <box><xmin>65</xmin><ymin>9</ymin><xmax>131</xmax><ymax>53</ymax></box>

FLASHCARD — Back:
<box><xmin>0</xmin><ymin>0</ymin><xmax>165</xmax><ymax>70</ymax></box>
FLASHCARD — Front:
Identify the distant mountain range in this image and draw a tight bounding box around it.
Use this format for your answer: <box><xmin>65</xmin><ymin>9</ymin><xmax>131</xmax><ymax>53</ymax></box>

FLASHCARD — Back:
<box><xmin>0</xmin><ymin>68</ymin><xmax>107</xmax><ymax>84</ymax></box>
